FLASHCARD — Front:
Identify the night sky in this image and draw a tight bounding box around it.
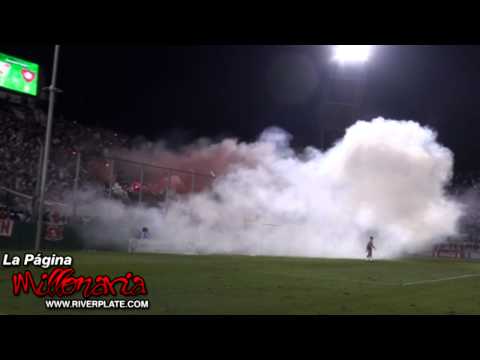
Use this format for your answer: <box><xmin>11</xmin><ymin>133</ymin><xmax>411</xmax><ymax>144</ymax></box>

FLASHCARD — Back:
<box><xmin>3</xmin><ymin>44</ymin><xmax>480</xmax><ymax>176</ymax></box>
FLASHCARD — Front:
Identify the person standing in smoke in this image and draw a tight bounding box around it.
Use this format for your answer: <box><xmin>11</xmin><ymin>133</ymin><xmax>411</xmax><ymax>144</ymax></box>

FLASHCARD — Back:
<box><xmin>366</xmin><ymin>236</ymin><xmax>376</xmax><ymax>261</ymax></box>
<box><xmin>141</xmin><ymin>227</ymin><xmax>150</xmax><ymax>240</ymax></box>
<box><xmin>128</xmin><ymin>227</ymin><xmax>149</xmax><ymax>253</ymax></box>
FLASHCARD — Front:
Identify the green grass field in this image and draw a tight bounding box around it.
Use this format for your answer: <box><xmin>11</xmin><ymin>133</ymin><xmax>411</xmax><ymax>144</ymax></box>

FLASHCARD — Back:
<box><xmin>1</xmin><ymin>251</ymin><xmax>480</xmax><ymax>315</ymax></box>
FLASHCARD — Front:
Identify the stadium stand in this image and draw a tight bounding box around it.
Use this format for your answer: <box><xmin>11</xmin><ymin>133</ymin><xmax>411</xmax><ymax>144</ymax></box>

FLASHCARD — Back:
<box><xmin>0</xmin><ymin>89</ymin><xmax>132</xmax><ymax>206</ymax></box>
<box><xmin>0</xmin><ymin>89</ymin><xmax>201</xmax><ymax>222</ymax></box>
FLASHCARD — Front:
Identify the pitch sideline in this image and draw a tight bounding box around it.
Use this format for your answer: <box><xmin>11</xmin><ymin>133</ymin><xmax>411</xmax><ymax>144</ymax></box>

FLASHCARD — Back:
<box><xmin>403</xmin><ymin>274</ymin><xmax>480</xmax><ymax>286</ymax></box>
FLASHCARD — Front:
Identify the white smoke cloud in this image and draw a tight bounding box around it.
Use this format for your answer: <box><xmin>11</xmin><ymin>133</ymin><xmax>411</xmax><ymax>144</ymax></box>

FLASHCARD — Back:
<box><xmin>74</xmin><ymin>117</ymin><xmax>463</xmax><ymax>259</ymax></box>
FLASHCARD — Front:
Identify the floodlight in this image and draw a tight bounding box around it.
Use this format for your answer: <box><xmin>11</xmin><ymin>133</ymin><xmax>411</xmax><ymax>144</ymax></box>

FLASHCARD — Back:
<box><xmin>332</xmin><ymin>45</ymin><xmax>373</xmax><ymax>64</ymax></box>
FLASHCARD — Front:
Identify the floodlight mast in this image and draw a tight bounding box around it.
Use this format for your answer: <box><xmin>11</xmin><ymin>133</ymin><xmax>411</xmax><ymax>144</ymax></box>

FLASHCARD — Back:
<box><xmin>34</xmin><ymin>44</ymin><xmax>62</xmax><ymax>251</ymax></box>
<box><xmin>321</xmin><ymin>45</ymin><xmax>373</xmax><ymax>149</ymax></box>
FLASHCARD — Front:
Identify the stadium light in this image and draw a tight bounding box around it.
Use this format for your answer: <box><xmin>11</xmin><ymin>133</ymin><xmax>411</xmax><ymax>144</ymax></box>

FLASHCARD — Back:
<box><xmin>332</xmin><ymin>45</ymin><xmax>373</xmax><ymax>64</ymax></box>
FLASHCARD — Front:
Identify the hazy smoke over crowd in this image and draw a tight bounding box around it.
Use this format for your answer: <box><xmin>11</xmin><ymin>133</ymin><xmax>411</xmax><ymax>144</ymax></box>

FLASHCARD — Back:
<box><xmin>75</xmin><ymin>117</ymin><xmax>463</xmax><ymax>259</ymax></box>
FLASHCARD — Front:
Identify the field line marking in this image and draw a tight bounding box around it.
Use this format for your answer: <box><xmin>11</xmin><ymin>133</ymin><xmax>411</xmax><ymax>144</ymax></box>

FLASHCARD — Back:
<box><xmin>403</xmin><ymin>274</ymin><xmax>480</xmax><ymax>286</ymax></box>
<box><xmin>324</xmin><ymin>278</ymin><xmax>396</xmax><ymax>286</ymax></box>
<box><xmin>258</xmin><ymin>271</ymin><xmax>397</xmax><ymax>286</ymax></box>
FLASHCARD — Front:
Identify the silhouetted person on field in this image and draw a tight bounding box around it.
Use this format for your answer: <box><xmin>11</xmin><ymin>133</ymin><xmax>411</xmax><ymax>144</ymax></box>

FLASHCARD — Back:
<box><xmin>366</xmin><ymin>236</ymin><xmax>376</xmax><ymax>261</ymax></box>
<box><xmin>141</xmin><ymin>227</ymin><xmax>150</xmax><ymax>240</ymax></box>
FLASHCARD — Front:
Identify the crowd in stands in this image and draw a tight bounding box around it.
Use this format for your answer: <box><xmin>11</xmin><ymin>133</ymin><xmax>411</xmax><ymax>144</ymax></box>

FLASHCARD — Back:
<box><xmin>0</xmin><ymin>203</ymin><xmax>70</xmax><ymax>224</ymax></box>
<box><xmin>0</xmin><ymin>94</ymin><xmax>131</xmax><ymax>206</ymax></box>
<box><xmin>0</xmin><ymin>93</ymin><xmax>185</xmax><ymax>220</ymax></box>
<box><xmin>0</xmin><ymin>204</ymin><xmax>32</xmax><ymax>223</ymax></box>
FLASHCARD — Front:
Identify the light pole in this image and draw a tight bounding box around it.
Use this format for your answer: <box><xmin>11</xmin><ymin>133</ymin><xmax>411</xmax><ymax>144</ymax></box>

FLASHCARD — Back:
<box><xmin>34</xmin><ymin>44</ymin><xmax>62</xmax><ymax>251</ymax></box>
<box><xmin>72</xmin><ymin>151</ymin><xmax>81</xmax><ymax>218</ymax></box>
<box><xmin>330</xmin><ymin>45</ymin><xmax>373</xmax><ymax>113</ymax></box>
<box><xmin>322</xmin><ymin>45</ymin><xmax>373</xmax><ymax>149</ymax></box>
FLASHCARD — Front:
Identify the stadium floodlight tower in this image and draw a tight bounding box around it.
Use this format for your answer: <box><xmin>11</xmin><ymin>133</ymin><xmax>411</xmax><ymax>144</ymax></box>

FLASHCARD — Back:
<box><xmin>34</xmin><ymin>45</ymin><xmax>62</xmax><ymax>251</ymax></box>
<box><xmin>321</xmin><ymin>45</ymin><xmax>373</xmax><ymax>149</ymax></box>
